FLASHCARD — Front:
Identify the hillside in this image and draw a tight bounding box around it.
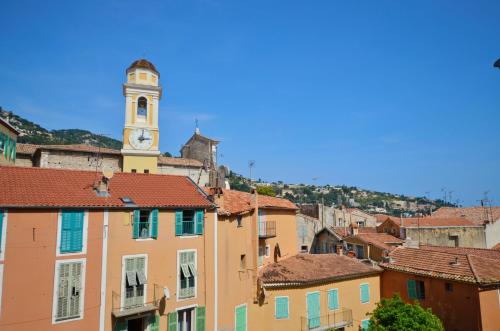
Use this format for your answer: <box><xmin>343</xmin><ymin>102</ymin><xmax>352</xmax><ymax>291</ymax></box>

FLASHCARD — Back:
<box><xmin>0</xmin><ymin>107</ymin><xmax>122</xmax><ymax>149</ymax></box>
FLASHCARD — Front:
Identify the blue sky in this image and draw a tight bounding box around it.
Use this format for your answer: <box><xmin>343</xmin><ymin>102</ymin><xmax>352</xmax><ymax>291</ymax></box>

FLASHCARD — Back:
<box><xmin>1</xmin><ymin>0</ymin><xmax>499</xmax><ymax>205</ymax></box>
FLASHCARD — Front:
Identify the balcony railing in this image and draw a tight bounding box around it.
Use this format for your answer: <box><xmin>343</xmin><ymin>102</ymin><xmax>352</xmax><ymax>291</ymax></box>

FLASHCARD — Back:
<box><xmin>301</xmin><ymin>308</ymin><xmax>353</xmax><ymax>331</ymax></box>
<box><xmin>182</xmin><ymin>220</ymin><xmax>195</xmax><ymax>235</ymax></box>
<box><xmin>258</xmin><ymin>220</ymin><xmax>276</xmax><ymax>238</ymax></box>
<box><xmin>112</xmin><ymin>284</ymin><xmax>162</xmax><ymax>318</ymax></box>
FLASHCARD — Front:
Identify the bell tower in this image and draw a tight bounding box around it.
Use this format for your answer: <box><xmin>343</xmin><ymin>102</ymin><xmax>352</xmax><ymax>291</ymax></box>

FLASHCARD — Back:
<box><xmin>121</xmin><ymin>59</ymin><xmax>162</xmax><ymax>174</ymax></box>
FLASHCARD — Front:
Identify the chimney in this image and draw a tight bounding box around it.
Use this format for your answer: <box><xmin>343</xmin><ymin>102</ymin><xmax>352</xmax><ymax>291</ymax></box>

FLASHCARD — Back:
<box><xmin>336</xmin><ymin>244</ymin><xmax>344</xmax><ymax>256</ymax></box>
<box><xmin>449</xmin><ymin>257</ymin><xmax>460</xmax><ymax>266</ymax></box>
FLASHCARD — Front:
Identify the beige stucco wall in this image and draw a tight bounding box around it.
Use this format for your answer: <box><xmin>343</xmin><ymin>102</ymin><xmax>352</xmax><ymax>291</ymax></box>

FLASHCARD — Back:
<box><xmin>104</xmin><ymin>209</ymin><xmax>214</xmax><ymax>331</ymax></box>
<box><xmin>405</xmin><ymin>226</ymin><xmax>486</xmax><ymax>248</ymax></box>
<box><xmin>259</xmin><ymin>209</ymin><xmax>298</xmax><ymax>266</ymax></box>
<box><xmin>249</xmin><ymin>275</ymin><xmax>380</xmax><ymax>331</ymax></box>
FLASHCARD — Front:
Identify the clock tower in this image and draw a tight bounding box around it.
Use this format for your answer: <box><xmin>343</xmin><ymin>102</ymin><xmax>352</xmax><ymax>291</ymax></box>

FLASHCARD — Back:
<box><xmin>121</xmin><ymin>59</ymin><xmax>162</xmax><ymax>174</ymax></box>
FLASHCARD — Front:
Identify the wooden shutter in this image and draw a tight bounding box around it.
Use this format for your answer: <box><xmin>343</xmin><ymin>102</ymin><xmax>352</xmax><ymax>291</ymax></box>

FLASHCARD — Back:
<box><xmin>124</xmin><ymin>258</ymin><xmax>136</xmax><ymax>308</ymax></box>
<box><xmin>60</xmin><ymin>211</ymin><xmax>73</xmax><ymax>253</ymax></box>
<box><xmin>195</xmin><ymin>210</ymin><xmax>204</xmax><ymax>235</ymax></box>
<box><xmin>71</xmin><ymin>211</ymin><xmax>84</xmax><ymax>252</ymax></box>
<box><xmin>175</xmin><ymin>210</ymin><xmax>183</xmax><ymax>236</ymax></box>
<box><xmin>360</xmin><ymin>284</ymin><xmax>370</xmax><ymax>303</ymax></box>
<box><xmin>407</xmin><ymin>279</ymin><xmax>417</xmax><ymax>300</ymax></box>
<box><xmin>149</xmin><ymin>314</ymin><xmax>160</xmax><ymax>331</ymax></box>
<box><xmin>235</xmin><ymin>305</ymin><xmax>247</xmax><ymax>331</ymax></box>
<box><xmin>133</xmin><ymin>210</ymin><xmax>140</xmax><ymax>239</ymax></box>
<box><xmin>196</xmin><ymin>306</ymin><xmax>206</xmax><ymax>331</ymax></box>
<box><xmin>57</xmin><ymin>263</ymin><xmax>71</xmax><ymax>319</ymax></box>
<box><xmin>69</xmin><ymin>262</ymin><xmax>82</xmax><ymax>317</ymax></box>
<box><xmin>328</xmin><ymin>289</ymin><xmax>339</xmax><ymax>310</ymax></box>
<box><xmin>168</xmin><ymin>311</ymin><xmax>178</xmax><ymax>331</ymax></box>
<box><xmin>114</xmin><ymin>319</ymin><xmax>127</xmax><ymax>331</ymax></box>
<box><xmin>361</xmin><ymin>319</ymin><xmax>370</xmax><ymax>330</ymax></box>
<box><xmin>306</xmin><ymin>292</ymin><xmax>320</xmax><ymax>329</ymax></box>
<box><xmin>275</xmin><ymin>297</ymin><xmax>288</xmax><ymax>319</ymax></box>
<box><xmin>151</xmin><ymin>209</ymin><xmax>159</xmax><ymax>238</ymax></box>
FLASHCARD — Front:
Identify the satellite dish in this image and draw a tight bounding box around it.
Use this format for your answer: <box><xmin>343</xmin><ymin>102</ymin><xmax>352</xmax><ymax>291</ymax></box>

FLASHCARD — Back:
<box><xmin>102</xmin><ymin>167</ymin><xmax>114</xmax><ymax>180</ymax></box>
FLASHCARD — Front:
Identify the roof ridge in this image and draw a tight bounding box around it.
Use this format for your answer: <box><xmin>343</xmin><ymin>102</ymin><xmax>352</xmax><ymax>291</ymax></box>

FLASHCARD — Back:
<box><xmin>466</xmin><ymin>254</ymin><xmax>481</xmax><ymax>283</ymax></box>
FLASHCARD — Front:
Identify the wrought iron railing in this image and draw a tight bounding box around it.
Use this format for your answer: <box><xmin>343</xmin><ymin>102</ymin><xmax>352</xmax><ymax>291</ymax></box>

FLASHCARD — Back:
<box><xmin>182</xmin><ymin>220</ymin><xmax>195</xmax><ymax>235</ymax></box>
<box><xmin>300</xmin><ymin>308</ymin><xmax>353</xmax><ymax>331</ymax></box>
<box><xmin>258</xmin><ymin>220</ymin><xmax>276</xmax><ymax>238</ymax></box>
<box><xmin>112</xmin><ymin>284</ymin><xmax>162</xmax><ymax>317</ymax></box>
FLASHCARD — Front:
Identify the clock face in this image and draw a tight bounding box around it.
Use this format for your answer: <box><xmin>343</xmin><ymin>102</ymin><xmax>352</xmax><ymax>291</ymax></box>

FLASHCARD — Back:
<box><xmin>129</xmin><ymin>128</ymin><xmax>154</xmax><ymax>150</ymax></box>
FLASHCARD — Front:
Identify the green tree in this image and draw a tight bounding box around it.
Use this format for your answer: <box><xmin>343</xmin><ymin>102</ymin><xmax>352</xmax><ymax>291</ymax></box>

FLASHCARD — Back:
<box><xmin>256</xmin><ymin>185</ymin><xmax>276</xmax><ymax>197</ymax></box>
<box><xmin>367</xmin><ymin>294</ymin><xmax>444</xmax><ymax>331</ymax></box>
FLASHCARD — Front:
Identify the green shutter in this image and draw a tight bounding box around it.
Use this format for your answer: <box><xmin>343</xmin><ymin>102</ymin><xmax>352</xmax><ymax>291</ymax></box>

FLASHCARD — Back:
<box><xmin>149</xmin><ymin>314</ymin><xmax>160</xmax><ymax>331</ymax></box>
<box><xmin>114</xmin><ymin>319</ymin><xmax>127</xmax><ymax>331</ymax></box>
<box><xmin>12</xmin><ymin>140</ymin><xmax>16</xmax><ymax>161</ymax></box>
<box><xmin>360</xmin><ymin>284</ymin><xmax>370</xmax><ymax>303</ymax></box>
<box><xmin>196</xmin><ymin>306</ymin><xmax>206</xmax><ymax>331</ymax></box>
<box><xmin>4</xmin><ymin>135</ymin><xmax>9</xmax><ymax>157</ymax></box>
<box><xmin>0</xmin><ymin>211</ymin><xmax>3</xmax><ymax>249</ymax></box>
<box><xmin>275</xmin><ymin>297</ymin><xmax>289</xmax><ymax>319</ymax></box>
<box><xmin>70</xmin><ymin>211</ymin><xmax>84</xmax><ymax>252</ymax></box>
<box><xmin>407</xmin><ymin>279</ymin><xmax>417</xmax><ymax>300</ymax></box>
<box><xmin>60</xmin><ymin>211</ymin><xmax>73</xmax><ymax>253</ymax></box>
<box><xmin>306</xmin><ymin>292</ymin><xmax>320</xmax><ymax>329</ymax></box>
<box><xmin>361</xmin><ymin>319</ymin><xmax>370</xmax><ymax>330</ymax></box>
<box><xmin>175</xmin><ymin>210</ymin><xmax>183</xmax><ymax>236</ymax></box>
<box><xmin>235</xmin><ymin>305</ymin><xmax>247</xmax><ymax>331</ymax></box>
<box><xmin>133</xmin><ymin>210</ymin><xmax>140</xmax><ymax>239</ymax></box>
<box><xmin>151</xmin><ymin>209</ymin><xmax>158</xmax><ymax>238</ymax></box>
<box><xmin>195</xmin><ymin>210</ymin><xmax>204</xmax><ymax>235</ymax></box>
<box><xmin>328</xmin><ymin>289</ymin><xmax>339</xmax><ymax>310</ymax></box>
<box><xmin>168</xmin><ymin>311</ymin><xmax>178</xmax><ymax>331</ymax></box>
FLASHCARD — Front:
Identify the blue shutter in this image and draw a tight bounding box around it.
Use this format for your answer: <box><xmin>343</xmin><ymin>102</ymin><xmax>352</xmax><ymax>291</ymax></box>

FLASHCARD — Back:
<box><xmin>195</xmin><ymin>210</ymin><xmax>204</xmax><ymax>235</ymax></box>
<box><xmin>275</xmin><ymin>297</ymin><xmax>289</xmax><ymax>319</ymax></box>
<box><xmin>151</xmin><ymin>209</ymin><xmax>158</xmax><ymax>238</ymax></box>
<box><xmin>4</xmin><ymin>135</ymin><xmax>9</xmax><ymax>158</ymax></box>
<box><xmin>70</xmin><ymin>211</ymin><xmax>84</xmax><ymax>252</ymax></box>
<box><xmin>360</xmin><ymin>284</ymin><xmax>370</xmax><ymax>303</ymax></box>
<box><xmin>235</xmin><ymin>305</ymin><xmax>247</xmax><ymax>331</ymax></box>
<box><xmin>361</xmin><ymin>319</ymin><xmax>370</xmax><ymax>330</ymax></box>
<box><xmin>133</xmin><ymin>210</ymin><xmax>140</xmax><ymax>239</ymax></box>
<box><xmin>328</xmin><ymin>289</ymin><xmax>339</xmax><ymax>310</ymax></box>
<box><xmin>0</xmin><ymin>210</ymin><xmax>3</xmax><ymax>249</ymax></box>
<box><xmin>60</xmin><ymin>211</ymin><xmax>73</xmax><ymax>253</ymax></box>
<box><xmin>175</xmin><ymin>210</ymin><xmax>183</xmax><ymax>236</ymax></box>
<box><xmin>407</xmin><ymin>279</ymin><xmax>417</xmax><ymax>300</ymax></box>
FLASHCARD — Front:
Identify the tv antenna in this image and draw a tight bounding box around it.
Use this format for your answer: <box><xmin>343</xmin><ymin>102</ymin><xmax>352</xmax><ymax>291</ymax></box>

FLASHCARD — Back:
<box><xmin>248</xmin><ymin>160</ymin><xmax>255</xmax><ymax>184</ymax></box>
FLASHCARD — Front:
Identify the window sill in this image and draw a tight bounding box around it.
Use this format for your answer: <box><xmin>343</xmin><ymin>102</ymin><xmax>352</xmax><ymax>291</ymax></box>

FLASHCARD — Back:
<box><xmin>53</xmin><ymin>315</ymin><xmax>83</xmax><ymax>324</ymax></box>
<box><xmin>177</xmin><ymin>235</ymin><xmax>200</xmax><ymax>239</ymax></box>
<box><xmin>134</xmin><ymin>238</ymin><xmax>156</xmax><ymax>241</ymax></box>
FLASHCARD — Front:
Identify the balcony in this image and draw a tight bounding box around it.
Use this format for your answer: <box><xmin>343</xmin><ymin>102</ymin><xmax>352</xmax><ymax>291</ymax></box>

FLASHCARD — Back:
<box><xmin>301</xmin><ymin>308</ymin><xmax>353</xmax><ymax>331</ymax></box>
<box><xmin>258</xmin><ymin>220</ymin><xmax>276</xmax><ymax>238</ymax></box>
<box><xmin>112</xmin><ymin>284</ymin><xmax>163</xmax><ymax>318</ymax></box>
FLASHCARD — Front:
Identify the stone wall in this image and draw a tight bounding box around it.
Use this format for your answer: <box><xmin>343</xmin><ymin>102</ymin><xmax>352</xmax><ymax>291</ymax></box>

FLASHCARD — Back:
<box><xmin>38</xmin><ymin>150</ymin><xmax>122</xmax><ymax>172</ymax></box>
<box><xmin>296</xmin><ymin>214</ymin><xmax>321</xmax><ymax>253</ymax></box>
<box><xmin>405</xmin><ymin>226</ymin><xmax>486</xmax><ymax>248</ymax></box>
<box><xmin>157</xmin><ymin>164</ymin><xmax>210</xmax><ymax>187</ymax></box>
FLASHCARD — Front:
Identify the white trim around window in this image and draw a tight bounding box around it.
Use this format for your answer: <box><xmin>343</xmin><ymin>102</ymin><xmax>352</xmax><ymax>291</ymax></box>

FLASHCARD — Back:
<box><xmin>51</xmin><ymin>258</ymin><xmax>87</xmax><ymax>324</ymax></box>
<box><xmin>55</xmin><ymin>210</ymin><xmax>89</xmax><ymax>257</ymax></box>
<box><xmin>120</xmin><ymin>254</ymin><xmax>148</xmax><ymax>311</ymax></box>
<box><xmin>0</xmin><ymin>210</ymin><xmax>7</xmax><ymax>261</ymax></box>
<box><xmin>176</xmin><ymin>249</ymin><xmax>197</xmax><ymax>301</ymax></box>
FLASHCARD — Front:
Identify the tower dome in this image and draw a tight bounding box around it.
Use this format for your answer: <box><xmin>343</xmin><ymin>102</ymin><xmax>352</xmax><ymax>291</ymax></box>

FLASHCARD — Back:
<box><xmin>127</xmin><ymin>59</ymin><xmax>159</xmax><ymax>76</ymax></box>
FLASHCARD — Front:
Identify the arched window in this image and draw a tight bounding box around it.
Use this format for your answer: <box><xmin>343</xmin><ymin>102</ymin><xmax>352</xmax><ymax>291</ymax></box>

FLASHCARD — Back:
<box><xmin>137</xmin><ymin>97</ymin><xmax>147</xmax><ymax>120</ymax></box>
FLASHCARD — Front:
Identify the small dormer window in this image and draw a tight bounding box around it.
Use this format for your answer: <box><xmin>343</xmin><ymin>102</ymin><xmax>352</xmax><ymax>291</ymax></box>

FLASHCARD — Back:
<box><xmin>137</xmin><ymin>97</ymin><xmax>147</xmax><ymax>120</ymax></box>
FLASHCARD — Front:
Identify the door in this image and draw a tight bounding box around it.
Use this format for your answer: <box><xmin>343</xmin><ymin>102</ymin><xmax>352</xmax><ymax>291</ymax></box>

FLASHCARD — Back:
<box><xmin>128</xmin><ymin>317</ymin><xmax>144</xmax><ymax>331</ymax></box>
<box><xmin>307</xmin><ymin>292</ymin><xmax>320</xmax><ymax>329</ymax></box>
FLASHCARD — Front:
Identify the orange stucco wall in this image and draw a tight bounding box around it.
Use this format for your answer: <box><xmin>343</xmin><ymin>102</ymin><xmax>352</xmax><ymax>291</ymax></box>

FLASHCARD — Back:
<box><xmin>381</xmin><ymin>270</ymin><xmax>484</xmax><ymax>331</ymax></box>
<box><xmin>0</xmin><ymin>209</ymin><xmax>103</xmax><ymax>331</ymax></box>
<box><xmin>259</xmin><ymin>209</ymin><xmax>298</xmax><ymax>266</ymax></box>
<box><xmin>104</xmin><ymin>209</ymin><xmax>214</xmax><ymax>331</ymax></box>
<box><xmin>250</xmin><ymin>275</ymin><xmax>380</xmax><ymax>331</ymax></box>
<box><xmin>478</xmin><ymin>288</ymin><xmax>500</xmax><ymax>331</ymax></box>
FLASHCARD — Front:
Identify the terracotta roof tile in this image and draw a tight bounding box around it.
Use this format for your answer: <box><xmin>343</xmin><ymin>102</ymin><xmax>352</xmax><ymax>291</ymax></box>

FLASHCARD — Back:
<box><xmin>15</xmin><ymin>143</ymin><xmax>39</xmax><ymax>155</ymax></box>
<box><xmin>329</xmin><ymin>226</ymin><xmax>377</xmax><ymax>239</ymax></box>
<box><xmin>433</xmin><ymin>206</ymin><xmax>500</xmax><ymax>225</ymax></box>
<box><xmin>0</xmin><ymin>166</ymin><xmax>212</xmax><ymax>209</ymax></box>
<box><xmin>260</xmin><ymin>254</ymin><xmax>381</xmax><ymax>286</ymax></box>
<box><xmin>382</xmin><ymin>216</ymin><xmax>478</xmax><ymax>227</ymax></box>
<box><xmin>419</xmin><ymin>245</ymin><xmax>500</xmax><ymax>260</ymax></box>
<box><xmin>346</xmin><ymin>233</ymin><xmax>404</xmax><ymax>251</ymax></box>
<box><xmin>380</xmin><ymin>247</ymin><xmax>500</xmax><ymax>285</ymax></box>
<box><xmin>157</xmin><ymin>156</ymin><xmax>203</xmax><ymax>167</ymax></box>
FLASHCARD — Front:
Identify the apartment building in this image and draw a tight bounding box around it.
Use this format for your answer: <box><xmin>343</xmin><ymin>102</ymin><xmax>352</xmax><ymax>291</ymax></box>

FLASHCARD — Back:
<box><xmin>0</xmin><ymin>117</ymin><xmax>18</xmax><ymax>166</ymax></box>
<box><xmin>0</xmin><ymin>166</ymin><xmax>214</xmax><ymax>331</ymax></box>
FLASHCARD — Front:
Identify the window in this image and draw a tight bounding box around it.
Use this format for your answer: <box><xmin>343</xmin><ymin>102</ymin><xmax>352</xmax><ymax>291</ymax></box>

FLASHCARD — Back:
<box><xmin>235</xmin><ymin>304</ymin><xmax>247</xmax><ymax>331</ymax></box>
<box><xmin>360</xmin><ymin>283</ymin><xmax>370</xmax><ymax>303</ymax></box>
<box><xmin>178</xmin><ymin>250</ymin><xmax>196</xmax><ymax>299</ymax></box>
<box><xmin>240</xmin><ymin>255</ymin><xmax>246</xmax><ymax>270</ymax></box>
<box><xmin>132</xmin><ymin>209</ymin><xmax>158</xmax><ymax>239</ymax></box>
<box><xmin>175</xmin><ymin>210</ymin><xmax>204</xmax><ymax>236</ymax></box>
<box><xmin>265</xmin><ymin>245</ymin><xmax>270</xmax><ymax>257</ymax></box>
<box><xmin>275</xmin><ymin>296</ymin><xmax>289</xmax><ymax>319</ymax></box>
<box><xmin>144</xmin><ymin>169</ymin><xmax>149</xmax><ymax>174</ymax></box>
<box><xmin>236</xmin><ymin>215</ymin><xmax>243</xmax><ymax>227</ymax></box>
<box><xmin>59</xmin><ymin>210</ymin><xmax>86</xmax><ymax>254</ymax></box>
<box><xmin>137</xmin><ymin>96</ymin><xmax>148</xmax><ymax>120</ymax></box>
<box><xmin>301</xmin><ymin>245</ymin><xmax>308</xmax><ymax>253</ymax></box>
<box><xmin>258</xmin><ymin>246</ymin><xmax>264</xmax><ymax>267</ymax></box>
<box><xmin>445</xmin><ymin>282</ymin><xmax>453</xmax><ymax>292</ymax></box>
<box><xmin>407</xmin><ymin>279</ymin><xmax>425</xmax><ymax>300</ymax></box>
<box><xmin>131</xmin><ymin>169</ymin><xmax>137</xmax><ymax>173</ymax></box>
<box><xmin>53</xmin><ymin>260</ymin><xmax>85</xmax><ymax>323</ymax></box>
<box><xmin>449</xmin><ymin>235</ymin><xmax>459</xmax><ymax>247</ymax></box>
<box><xmin>356</xmin><ymin>245</ymin><xmax>364</xmax><ymax>259</ymax></box>
<box><xmin>361</xmin><ymin>319</ymin><xmax>370</xmax><ymax>330</ymax></box>
<box><xmin>123</xmin><ymin>256</ymin><xmax>147</xmax><ymax>309</ymax></box>
<box><xmin>167</xmin><ymin>307</ymin><xmax>205</xmax><ymax>331</ymax></box>
<box><xmin>328</xmin><ymin>289</ymin><xmax>339</xmax><ymax>310</ymax></box>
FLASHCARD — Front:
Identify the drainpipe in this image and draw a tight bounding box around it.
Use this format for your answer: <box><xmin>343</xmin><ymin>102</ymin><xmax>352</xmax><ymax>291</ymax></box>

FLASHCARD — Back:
<box><xmin>251</xmin><ymin>188</ymin><xmax>259</xmax><ymax>293</ymax></box>
<box><xmin>213</xmin><ymin>209</ymin><xmax>218</xmax><ymax>331</ymax></box>
<box><xmin>99</xmin><ymin>210</ymin><xmax>109</xmax><ymax>331</ymax></box>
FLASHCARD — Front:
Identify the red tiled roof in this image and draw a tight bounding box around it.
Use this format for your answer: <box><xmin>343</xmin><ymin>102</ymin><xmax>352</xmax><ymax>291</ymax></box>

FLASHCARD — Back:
<box><xmin>329</xmin><ymin>226</ymin><xmax>377</xmax><ymax>239</ymax></box>
<box><xmin>380</xmin><ymin>247</ymin><xmax>500</xmax><ymax>286</ymax></box>
<box><xmin>419</xmin><ymin>245</ymin><xmax>500</xmax><ymax>260</ymax></box>
<box><xmin>433</xmin><ymin>207</ymin><xmax>500</xmax><ymax>225</ymax></box>
<box><xmin>0</xmin><ymin>166</ymin><xmax>213</xmax><ymax>209</ymax></box>
<box><xmin>16</xmin><ymin>143</ymin><xmax>121</xmax><ymax>155</ymax></box>
<box><xmin>346</xmin><ymin>233</ymin><xmax>404</xmax><ymax>251</ymax></box>
<box><xmin>493</xmin><ymin>243</ymin><xmax>500</xmax><ymax>250</ymax></box>
<box><xmin>15</xmin><ymin>143</ymin><xmax>39</xmax><ymax>155</ymax></box>
<box><xmin>260</xmin><ymin>254</ymin><xmax>381</xmax><ymax>286</ymax></box>
<box><xmin>157</xmin><ymin>156</ymin><xmax>203</xmax><ymax>167</ymax></box>
<box><xmin>208</xmin><ymin>189</ymin><xmax>297</xmax><ymax>216</ymax></box>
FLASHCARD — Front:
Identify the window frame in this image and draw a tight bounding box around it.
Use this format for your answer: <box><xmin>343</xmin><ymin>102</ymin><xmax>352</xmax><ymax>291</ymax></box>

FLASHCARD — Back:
<box><xmin>120</xmin><ymin>254</ymin><xmax>148</xmax><ymax>311</ymax></box>
<box><xmin>52</xmin><ymin>258</ymin><xmax>86</xmax><ymax>324</ymax></box>
<box><xmin>274</xmin><ymin>296</ymin><xmax>289</xmax><ymax>320</ymax></box>
<box><xmin>177</xmin><ymin>249</ymin><xmax>197</xmax><ymax>301</ymax></box>
<box><xmin>56</xmin><ymin>210</ymin><xmax>88</xmax><ymax>257</ymax></box>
